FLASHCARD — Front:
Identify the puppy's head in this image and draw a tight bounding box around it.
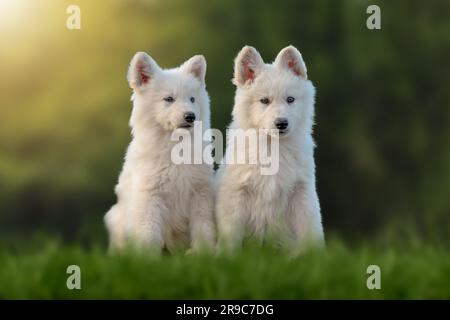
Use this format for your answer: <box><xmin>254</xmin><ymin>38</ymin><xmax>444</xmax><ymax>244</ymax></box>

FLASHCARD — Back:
<box><xmin>232</xmin><ymin>45</ymin><xmax>315</xmax><ymax>137</ymax></box>
<box><xmin>127</xmin><ymin>52</ymin><xmax>210</xmax><ymax>132</ymax></box>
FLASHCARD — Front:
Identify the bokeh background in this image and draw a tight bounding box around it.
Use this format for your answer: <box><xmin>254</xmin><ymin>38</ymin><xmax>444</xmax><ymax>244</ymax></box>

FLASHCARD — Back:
<box><xmin>1</xmin><ymin>0</ymin><xmax>449</xmax><ymax>246</ymax></box>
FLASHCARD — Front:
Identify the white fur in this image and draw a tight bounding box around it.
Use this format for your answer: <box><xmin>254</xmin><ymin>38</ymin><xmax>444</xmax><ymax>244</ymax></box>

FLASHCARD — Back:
<box><xmin>216</xmin><ymin>45</ymin><xmax>325</xmax><ymax>255</ymax></box>
<box><xmin>104</xmin><ymin>52</ymin><xmax>215</xmax><ymax>253</ymax></box>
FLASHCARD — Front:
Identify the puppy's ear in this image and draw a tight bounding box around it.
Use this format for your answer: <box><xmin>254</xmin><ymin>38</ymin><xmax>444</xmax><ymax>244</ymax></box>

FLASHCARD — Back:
<box><xmin>180</xmin><ymin>55</ymin><xmax>207</xmax><ymax>84</ymax></box>
<box><xmin>233</xmin><ymin>46</ymin><xmax>264</xmax><ymax>86</ymax></box>
<box><xmin>127</xmin><ymin>52</ymin><xmax>160</xmax><ymax>91</ymax></box>
<box><xmin>274</xmin><ymin>45</ymin><xmax>307</xmax><ymax>79</ymax></box>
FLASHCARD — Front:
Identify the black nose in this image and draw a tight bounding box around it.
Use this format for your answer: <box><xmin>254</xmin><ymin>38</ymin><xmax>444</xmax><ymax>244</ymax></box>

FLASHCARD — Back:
<box><xmin>275</xmin><ymin>118</ymin><xmax>289</xmax><ymax>130</ymax></box>
<box><xmin>184</xmin><ymin>112</ymin><xmax>196</xmax><ymax>123</ymax></box>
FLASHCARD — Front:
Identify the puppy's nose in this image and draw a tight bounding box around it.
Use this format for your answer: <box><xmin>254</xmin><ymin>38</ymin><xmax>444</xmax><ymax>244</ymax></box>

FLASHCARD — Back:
<box><xmin>184</xmin><ymin>112</ymin><xmax>196</xmax><ymax>123</ymax></box>
<box><xmin>274</xmin><ymin>118</ymin><xmax>289</xmax><ymax>130</ymax></box>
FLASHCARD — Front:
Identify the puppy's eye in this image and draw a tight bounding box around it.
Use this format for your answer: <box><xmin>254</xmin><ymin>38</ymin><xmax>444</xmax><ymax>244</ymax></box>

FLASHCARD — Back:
<box><xmin>190</xmin><ymin>97</ymin><xmax>195</xmax><ymax>103</ymax></box>
<box><xmin>163</xmin><ymin>96</ymin><xmax>175</xmax><ymax>103</ymax></box>
<box><xmin>260</xmin><ymin>98</ymin><xmax>270</xmax><ymax>105</ymax></box>
<box><xmin>286</xmin><ymin>96</ymin><xmax>295</xmax><ymax>104</ymax></box>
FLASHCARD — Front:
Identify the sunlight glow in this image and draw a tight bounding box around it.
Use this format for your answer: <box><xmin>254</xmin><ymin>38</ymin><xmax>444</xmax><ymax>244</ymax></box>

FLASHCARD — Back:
<box><xmin>0</xmin><ymin>0</ymin><xmax>27</xmax><ymax>30</ymax></box>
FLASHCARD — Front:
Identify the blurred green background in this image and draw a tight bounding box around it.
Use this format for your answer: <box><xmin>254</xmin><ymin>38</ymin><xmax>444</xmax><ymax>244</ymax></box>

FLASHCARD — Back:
<box><xmin>0</xmin><ymin>0</ymin><xmax>449</xmax><ymax>246</ymax></box>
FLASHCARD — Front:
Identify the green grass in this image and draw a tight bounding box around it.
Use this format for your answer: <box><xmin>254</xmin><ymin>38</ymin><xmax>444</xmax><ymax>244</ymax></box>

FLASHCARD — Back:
<box><xmin>1</xmin><ymin>238</ymin><xmax>449</xmax><ymax>299</ymax></box>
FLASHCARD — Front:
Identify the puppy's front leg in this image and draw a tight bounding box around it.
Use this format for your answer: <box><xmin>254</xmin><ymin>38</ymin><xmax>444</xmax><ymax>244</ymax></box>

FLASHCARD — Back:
<box><xmin>189</xmin><ymin>184</ymin><xmax>216</xmax><ymax>252</ymax></box>
<box><xmin>216</xmin><ymin>189</ymin><xmax>248</xmax><ymax>254</ymax></box>
<box><xmin>286</xmin><ymin>183</ymin><xmax>325</xmax><ymax>255</ymax></box>
<box><xmin>128</xmin><ymin>190</ymin><xmax>164</xmax><ymax>254</ymax></box>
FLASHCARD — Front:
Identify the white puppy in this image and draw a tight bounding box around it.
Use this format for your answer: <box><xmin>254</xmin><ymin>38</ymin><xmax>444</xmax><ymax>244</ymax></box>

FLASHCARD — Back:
<box><xmin>216</xmin><ymin>45</ymin><xmax>325</xmax><ymax>255</ymax></box>
<box><xmin>105</xmin><ymin>52</ymin><xmax>215</xmax><ymax>253</ymax></box>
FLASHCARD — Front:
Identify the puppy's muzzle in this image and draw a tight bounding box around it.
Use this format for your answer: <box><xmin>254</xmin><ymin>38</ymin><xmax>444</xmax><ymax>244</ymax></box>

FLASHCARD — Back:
<box><xmin>178</xmin><ymin>112</ymin><xmax>196</xmax><ymax>128</ymax></box>
<box><xmin>184</xmin><ymin>112</ymin><xmax>196</xmax><ymax>123</ymax></box>
<box><xmin>274</xmin><ymin>117</ymin><xmax>289</xmax><ymax>133</ymax></box>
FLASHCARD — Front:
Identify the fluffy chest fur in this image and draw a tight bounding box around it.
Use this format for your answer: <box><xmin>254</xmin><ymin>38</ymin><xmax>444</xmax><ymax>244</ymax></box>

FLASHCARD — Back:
<box><xmin>126</xmin><ymin>134</ymin><xmax>211</xmax><ymax>249</ymax></box>
<box><xmin>217</xmin><ymin>134</ymin><xmax>314</xmax><ymax>238</ymax></box>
